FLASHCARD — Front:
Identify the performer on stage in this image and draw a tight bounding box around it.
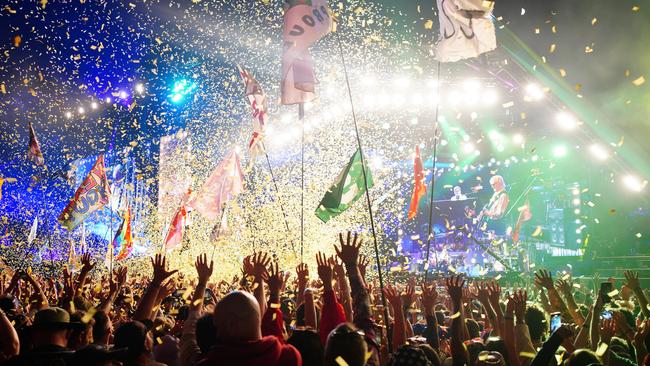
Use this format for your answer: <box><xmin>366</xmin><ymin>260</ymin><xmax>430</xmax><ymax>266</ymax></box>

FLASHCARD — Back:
<box><xmin>484</xmin><ymin>175</ymin><xmax>509</xmax><ymax>220</ymax></box>
<box><xmin>450</xmin><ymin>186</ymin><xmax>467</xmax><ymax>201</ymax></box>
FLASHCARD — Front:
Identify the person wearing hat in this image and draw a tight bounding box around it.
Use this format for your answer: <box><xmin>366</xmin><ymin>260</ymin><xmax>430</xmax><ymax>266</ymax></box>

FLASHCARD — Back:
<box><xmin>71</xmin><ymin>344</ymin><xmax>128</xmax><ymax>366</ymax></box>
<box><xmin>4</xmin><ymin>306</ymin><xmax>82</xmax><ymax>366</ymax></box>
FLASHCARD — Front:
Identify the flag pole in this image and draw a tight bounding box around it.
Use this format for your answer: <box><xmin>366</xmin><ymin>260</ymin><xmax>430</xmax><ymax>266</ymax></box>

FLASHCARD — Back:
<box><xmin>299</xmin><ymin>103</ymin><xmax>305</xmax><ymax>263</ymax></box>
<box><xmin>210</xmin><ymin>203</ymin><xmax>228</xmax><ymax>262</ymax></box>
<box><xmin>334</xmin><ymin>31</ymin><xmax>392</xmax><ymax>353</ymax></box>
<box><xmin>424</xmin><ymin>61</ymin><xmax>442</xmax><ymax>283</ymax></box>
<box><xmin>261</xmin><ymin>143</ymin><xmax>296</xmax><ymax>254</ymax></box>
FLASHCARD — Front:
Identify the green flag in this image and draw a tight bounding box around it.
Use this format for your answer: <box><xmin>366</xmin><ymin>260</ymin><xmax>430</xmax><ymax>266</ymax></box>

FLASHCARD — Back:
<box><xmin>315</xmin><ymin>148</ymin><xmax>373</xmax><ymax>223</ymax></box>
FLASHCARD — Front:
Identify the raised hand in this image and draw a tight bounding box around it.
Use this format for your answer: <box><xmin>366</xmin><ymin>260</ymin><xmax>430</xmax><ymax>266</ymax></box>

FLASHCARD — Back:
<box><xmin>445</xmin><ymin>275</ymin><xmax>465</xmax><ymax>307</ymax></box>
<box><xmin>335</xmin><ymin>231</ymin><xmax>362</xmax><ymax>267</ymax></box>
<box><xmin>266</xmin><ymin>261</ymin><xmax>284</xmax><ymax>301</ymax></box>
<box><xmin>477</xmin><ymin>281</ymin><xmax>490</xmax><ymax>305</ymax></box>
<box><xmin>296</xmin><ymin>262</ymin><xmax>309</xmax><ymax>284</ymax></box>
<box><xmin>329</xmin><ymin>256</ymin><xmax>345</xmax><ymax>278</ymax></box>
<box><xmin>624</xmin><ymin>270</ymin><xmax>641</xmax><ymax>291</ymax></box>
<box><xmin>402</xmin><ymin>280</ymin><xmax>416</xmax><ymax>309</ymax></box>
<box><xmin>613</xmin><ymin>310</ymin><xmax>635</xmax><ymax>340</ymax></box>
<box><xmin>512</xmin><ymin>289</ymin><xmax>527</xmax><ymax>322</ymax></box>
<box><xmin>358</xmin><ymin>254</ymin><xmax>370</xmax><ymax>279</ymax></box>
<box><xmin>195</xmin><ymin>253</ymin><xmax>214</xmax><ymax>284</ymax></box>
<box><xmin>486</xmin><ymin>280</ymin><xmax>501</xmax><ymax>305</ymax></box>
<box><xmin>601</xmin><ymin>318</ymin><xmax>616</xmax><ymax>344</ymax></box>
<box><xmin>158</xmin><ymin>279</ymin><xmax>176</xmax><ymax>300</ymax></box>
<box><xmin>382</xmin><ymin>284</ymin><xmax>402</xmax><ymax>308</ymax></box>
<box><xmin>421</xmin><ymin>282</ymin><xmax>438</xmax><ymax>316</ymax></box>
<box><xmin>316</xmin><ymin>252</ymin><xmax>333</xmax><ymax>290</ymax></box>
<box><xmin>80</xmin><ymin>253</ymin><xmax>95</xmax><ymax>272</ymax></box>
<box><xmin>556</xmin><ymin>278</ymin><xmax>572</xmax><ymax>295</ymax></box>
<box><xmin>251</xmin><ymin>252</ymin><xmax>270</xmax><ymax>282</ymax></box>
<box><xmin>151</xmin><ymin>254</ymin><xmax>178</xmax><ymax>285</ymax></box>
<box><xmin>534</xmin><ymin>269</ymin><xmax>554</xmax><ymax>290</ymax></box>
<box><xmin>242</xmin><ymin>255</ymin><xmax>254</xmax><ymax>278</ymax></box>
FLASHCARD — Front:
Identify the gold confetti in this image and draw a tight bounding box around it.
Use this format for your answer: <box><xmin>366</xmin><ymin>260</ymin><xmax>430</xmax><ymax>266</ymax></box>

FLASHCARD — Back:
<box><xmin>532</xmin><ymin>226</ymin><xmax>543</xmax><ymax>237</ymax></box>
<box><xmin>336</xmin><ymin>356</ymin><xmax>350</xmax><ymax>366</ymax></box>
<box><xmin>632</xmin><ymin>5</ymin><xmax>640</xmax><ymax>11</ymax></box>
<box><xmin>549</xmin><ymin>44</ymin><xmax>556</xmax><ymax>53</ymax></box>
<box><xmin>596</xmin><ymin>343</ymin><xmax>608</xmax><ymax>357</ymax></box>
<box><xmin>559</xmin><ymin>69</ymin><xmax>567</xmax><ymax>77</ymax></box>
<box><xmin>607</xmin><ymin>289</ymin><xmax>619</xmax><ymax>297</ymax></box>
<box><xmin>450</xmin><ymin>311</ymin><xmax>461</xmax><ymax>319</ymax></box>
<box><xmin>637</xmin><ymin>233</ymin><xmax>643</xmax><ymax>238</ymax></box>
<box><xmin>591</xmin><ymin>17</ymin><xmax>597</xmax><ymax>25</ymax></box>
<box><xmin>632</xmin><ymin>76</ymin><xmax>645</xmax><ymax>86</ymax></box>
<box><xmin>424</xmin><ymin>20</ymin><xmax>433</xmax><ymax>30</ymax></box>
<box><xmin>520</xmin><ymin>352</ymin><xmax>536</xmax><ymax>359</ymax></box>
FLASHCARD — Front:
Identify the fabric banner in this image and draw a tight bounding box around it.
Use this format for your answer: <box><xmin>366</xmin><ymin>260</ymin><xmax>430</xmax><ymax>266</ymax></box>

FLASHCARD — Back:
<box><xmin>189</xmin><ymin>150</ymin><xmax>244</xmax><ymax>221</ymax></box>
<box><xmin>281</xmin><ymin>0</ymin><xmax>332</xmax><ymax>105</ymax></box>
<box><xmin>408</xmin><ymin>146</ymin><xmax>427</xmax><ymax>220</ymax></box>
<box><xmin>114</xmin><ymin>206</ymin><xmax>133</xmax><ymax>261</ymax></box>
<box><xmin>27</xmin><ymin>216</ymin><xmax>38</xmax><ymax>244</ymax></box>
<box><xmin>27</xmin><ymin>122</ymin><xmax>45</xmax><ymax>166</ymax></box>
<box><xmin>435</xmin><ymin>0</ymin><xmax>496</xmax><ymax>62</ymax></box>
<box><xmin>238</xmin><ymin>66</ymin><xmax>268</xmax><ymax>159</ymax></box>
<box><xmin>58</xmin><ymin>155</ymin><xmax>111</xmax><ymax>230</ymax></box>
<box><xmin>315</xmin><ymin>148</ymin><xmax>373</xmax><ymax>223</ymax></box>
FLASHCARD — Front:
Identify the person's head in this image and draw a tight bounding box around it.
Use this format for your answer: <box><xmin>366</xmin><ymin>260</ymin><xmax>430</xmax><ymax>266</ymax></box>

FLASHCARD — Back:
<box><xmin>564</xmin><ymin>349</ymin><xmax>602</xmax><ymax>366</ymax></box>
<box><xmin>485</xmin><ymin>337</ymin><xmax>508</xmax><ymax>363</ymax></box>
<box><xmin>195</xmin><ymin>313</ymin><xmax>217</xmax><ymax>354</ymax></box>
<box><xmin>30</xmin><ymin>307</ymin><xmax>81</xmax><ymax>348</ymax></box>
<box><xmin>389</xmin><ymin>344</ymin><xmax>432</xmax><ymax>365</ymax></box>
<box><xmin>68</xmin><ymin>312</ymin><xmax>94</xmax><ymax>350</ymax></box>
<box><xmin>288</xmin><ymin>329</ymin><xmax>324</xmax><ymax>365</ymax></box>
<box><xmin>489</xmin><ymin>175</ymin><xmax>505</xmax><ymax>191</ymax></box>
<box><xmin>454</xmin><ymin>186</ymin><xmax>462</xmax><ymax>196</ymax></box>
<box><xmin>415</xmin><ymin>344</ymin><xmax>440</xmax><ymax>366</ymax></box>
<box><xmin>466</xmin><ymin>340</ymin><xmax>486</xmax><ymax>366</ymax></box>
<box><xmin>113</xmin><ymin>321</ymin><xmax>154</xmax><ymax>361</ymax></box>
<box><xmin>324</xmin><ymin>323</ymin><xmax>367</xmax><ymax>366</ymax></box>
<box><xmin>213</xmin><ymin>291</ymin><xmax>261</xmax><ymax>342</ymax></box>
<box><xmin>525</xmin><ymin>305</ymin><xmax>546</xmax><ymax>343</ymax></box>
<box><xmin>475</xmin><ymin>351</ymin><xmax>506</xmax><ymax>366</ymax></box>
<box><xmin>71</xmin><ymin>344</ymin><xmax>127</xmax><ymax>366</ymax></box>
<box><xmin>92</xmin><ymin>310</ymin><xmax>113</xmax><ymax>346</ymax></box>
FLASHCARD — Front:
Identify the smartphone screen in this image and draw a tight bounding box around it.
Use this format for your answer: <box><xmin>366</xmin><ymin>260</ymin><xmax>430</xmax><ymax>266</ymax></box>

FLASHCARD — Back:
<box><xmin>601</xmin><ymin>310</ymin><xmax>613</xmax><ymax>320</ymax></box>
<box><xmin>550</xmin><ymin>313</ymin><xmax>562</xmax><ymax>333</ymax></box>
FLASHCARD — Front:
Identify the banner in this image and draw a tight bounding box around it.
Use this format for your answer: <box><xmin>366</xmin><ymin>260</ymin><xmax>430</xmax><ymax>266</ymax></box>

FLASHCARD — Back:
<box><xmin>435</xmin><ymin>0</ymin><xmax>496</xmax><ymax>62</ymax></box>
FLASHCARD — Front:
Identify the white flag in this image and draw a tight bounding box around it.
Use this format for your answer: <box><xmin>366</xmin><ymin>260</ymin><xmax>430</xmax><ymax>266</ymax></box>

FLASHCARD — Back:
<box><xmin>27</xmin><ymin>216</ymin><xmax>38</xmax><ymax>244</ymax></box>
<box><xmin>79</xmin><ymin>223</ymin><xmax>87</xmax><ymax>254</ymax></box>
<box><xmin>435</xmin><ymin>0</ymin><xmax>496</xmax><ymax>62</ymax></box>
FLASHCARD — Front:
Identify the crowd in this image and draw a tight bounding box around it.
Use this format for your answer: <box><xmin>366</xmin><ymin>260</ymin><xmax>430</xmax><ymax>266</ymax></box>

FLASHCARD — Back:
<box><xmin>0</xmin><ymin>231</ymin><xmax>649</xmax><ymax>366</ymax></box>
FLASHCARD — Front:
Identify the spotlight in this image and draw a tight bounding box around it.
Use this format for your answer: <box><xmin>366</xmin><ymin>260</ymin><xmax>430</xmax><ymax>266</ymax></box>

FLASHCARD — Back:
<box><xmin>623</xmin><ymin>175</ymin><xmax>645</xmax><ymax>192</ymax></box>
<box><xmin>135</xmin><ymin>83</ymin><xmax>145</xmax><ymax>94</ymax></box>
<box><xmin>448</xmin><ymin>90</ymin><xmax>462</xmax><ymax>106</ymax></box>
<box><xmin>65</xmin><ymin>111</ymin><xmax>72</xmax><ymax>119</ymax></box>
<box><xmin>589</xmin><ymin>144</ymin><xmax>609</xmax><ymax>161</ymax></box>
<box><xmin>512</xmin><ymin>134</ymin><xmax>524</xmax><ymax>144</ymax></box>
<box><xmin>553</xmin><ymin>145</ymin><xmax>568</xmax><ymax>158</ymax></box>
<box><xmin>168</xmin><ymin>79</ymin><xmax>197</xmax><ymax>104</ymax></box>
<box><xmin>395</xmin><ymin>77</ymin><xmax>411</xmax><ymax>89</ymax></box>
<box><xmin>556</xmin><ymin>112</ymin><xmax>577</xmax><ymax>130</ymax></box>
<box><xmin>525</xmin><ymin>83</ymin><xmax>545</xmax><ymax>100</ymax></box>
<box><xmin>572</xmin><ymin>198</ymin><xmax>580</xmax><ymax>206</ymax></box>
<box><xmin>105</xmin><ymin>97</ymin><xmax>112</xmax><ymax>103</ymax></box>
<box><xmin>531</xmin><ymin>155</ymin><xmax>539</xmax><ymax>161</ymax></box>
<box><xmin>91</xmin><ymin>101</ymin><xmax>98</xmax><ymax>110</ymax></box>
<box><xmin>78</xmin><ymin>107</ymin><xmax>85</xmax><ymax>114</ymax></box>
<box><xmin>411</xmin><ymin>93</ymin><xmax>424</xmax><ymax>106</ymax></box>
<box><xmin>496</xmin><ymin>145</ymin><xmax>505</xmax><ymax>152</ymax></box>
<box><xmin>119</xmin><ymin>90</ymin><xmax>128</xmax><ymax>99</ymax></box>
<box><xmin>440</xmin><ymin>139</ymin><xmax>448</xmax><ymax>146</ymax></box>
<box><xmin>463</xmin><ymin>142</ymin><xmax>475</xmax><ymax>154</ymax></box>
<box><xmin>488</xmin><ymin>130</ymin><xmax>500</xmax><ymax>141</ymax></box>
<box><xmin>462</xmin><ymin>79</ymin><xmax>482</xmax><ymax>91</ymax></box>
<box><xmin>483</xmin><ymin>88</ymin><xmax>499</xmax><ymax>105</ymax></box>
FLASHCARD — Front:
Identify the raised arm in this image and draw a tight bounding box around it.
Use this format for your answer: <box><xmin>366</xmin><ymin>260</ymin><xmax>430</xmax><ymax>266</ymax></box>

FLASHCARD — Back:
<box><xmin>134</xmin><ymin>254</ymin><xmax>178</xmax><ymax>321</ymax></box>
<box><xmin>24</xmin><ymin>271</ymin><xmax>49</xmax><ymax>310</ymax></box>
<box><xmin>261</xmin><ymin>261</ymin><xmax>286</xmax><ymax>340</ymax></box>
<box><xmin>535</xmin><ymin>270</ymin><xmax>569</xmax><ymax>316</ymax></box>
<box><xmin>75</xmin><ymin>253</ymin><xmax>96</xmax><ymax>296</ymax></box>
<box><xmin>0</xmin><ymin>308</ymin><xmax>19</xmax><ymax>362</ymax></box>
<box><xmin>487</xmin><ymin>280</ymin><xmax>505</xmax><ymax>336</ymax></box>
<box><xmin>477</xmin><ymin>281</ymin><xmax>499</xmax><ymax>336</ymax></box>
<box><xmin>625</xmin><ymin>271</ymin><xmax>650</xmax><ymax>319</ymax></box>
<box><xmin>251</xmin><ymin>252</ymin><xmax>271</xmax><ymax>316</ymax></box>
<box><xmin>504</xmin><ymin>293</ymin><xmax>521</xmax><ymax>366</ymax></box>
<box><xmin>98</xmin><ymin>267</ymin><xmax>128</xmax><ymax>312</ymax></box>
<box><xmin>383</xmin><ymin>284</ymin><xmax>407</xmax><ymax>350</ymax></box>
<box><xmin>447</xmin><ymin>275</ymin><xmax>469</xmax><ymax>366</ymax></box>
<box><xmin>318</xmin><ymin>253</ymin><xmax>346</xmax><ymax>345</ymax></box>
<box><xmin>296</xmin><ymin>262</ymin><xmax>309</xmax><ymax>306</ymax></box>
<box><xmin>331</xmin><ymin>257</ymin><xmax>353</xmax><ymax>323</ymax></box>
<box><xmin>421</xmin><ymin>282</ymin><xmax>440</xmax><ymax>350</ymax></box>
<box><xmin>530</xmin><ymin>325</ymin><xmax>573</xmax><ymax>366</ymax></box>
<box><xmin>556</xmin><ymin>277</ymin><xmax>585</xmax><ymax>326</ymax></box>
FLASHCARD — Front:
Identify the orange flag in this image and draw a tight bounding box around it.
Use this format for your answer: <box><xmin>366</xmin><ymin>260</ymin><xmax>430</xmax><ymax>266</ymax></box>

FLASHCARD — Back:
<box><xmin>408</xmin><ymin>146</ymin><xmax>427</xmax><ymax>220</ymax></box>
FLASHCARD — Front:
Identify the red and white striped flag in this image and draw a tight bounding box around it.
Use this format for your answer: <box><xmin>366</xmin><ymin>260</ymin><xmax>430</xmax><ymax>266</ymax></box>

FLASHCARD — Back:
<box><xmin>238</xmin><ymin>66</ymin><xmax>267</xmax><ymax>160</ymax></box>
<box><xmin>27</xmin><ymin>122</ymin><xmax>45</xmax><ymax>166</ymax></box>
<box><xmin>164</xmin><ymin>189</ymin><xmax>192</xmax><ymax>252</ymax></box>
<box><xmin>281</xmin><ymin>0</ymin><xmax>332</xmax><ymax>105</ymax></box>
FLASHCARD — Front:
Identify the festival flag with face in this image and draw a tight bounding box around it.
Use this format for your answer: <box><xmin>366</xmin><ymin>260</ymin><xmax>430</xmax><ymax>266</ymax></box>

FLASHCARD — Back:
<box><xmin>281</xmin><ymin>0</ymin><xmax>333</xmax><ymax>105</ymax></box>
<box><xmin>58</xmin><ymin>155</ymin><xmax>111</xmax><ymax>230</ymax></box>
<box><xmin>435</xmin><ymin>0</ymin><xmax>496</xmax><ymax>62</ymax></box>
<box><xmin>189</xmin><ymin>149</ymin><xmax>244</xmax><ymax>221</ymax></box>
<box><xmin>238</xmin><ymin>66</ymin><xmax>268</xmax><ymax>160</ymax></box>
<box><xmin>114</xmin><ymin>206</ymin><xmax>133</xmax><ymax>261</ymax></box>
<box><xmin>315</xmin><ymin>148</ymin><xmax>373</xmax><ymax>223</ymax></box>
<box><xmin>164</xmin><ymin>204</ymin><xmax>187</xmax><ymax>252</ymax></box>
<box><xmin>27</xmin><ymin>216</ymin><xmax>38</xmax><ymax>244</ymax></box>
<box><xmin>27</xmin><ymin>122</ymin><xmax>45</xmax><ymax>166</ymax></box>
<box><xmin>408</xmin><ymin>146</ymin><xmax>427</xmax><ymax>220</ymax></box>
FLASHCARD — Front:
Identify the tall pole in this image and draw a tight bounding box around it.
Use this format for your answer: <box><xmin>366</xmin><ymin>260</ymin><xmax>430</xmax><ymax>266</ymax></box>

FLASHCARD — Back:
<box><xmin>424</xmin><ymin>62</ymin><xmax>442</xmax><ymax>283</ymax></box>
<box><xmin>299</xmin><ymin>103</ymin><xmax>305</xmax><ymax>263</ymax></box>
<box><xmin>262</xmin><ymin>144</ymin><xmax>295</xmax><ymax>254</ymax></box>
<box><xmin>335</xmin><ymin>32</ymin><xmax>392</xmax><ymax>354</ymax></box>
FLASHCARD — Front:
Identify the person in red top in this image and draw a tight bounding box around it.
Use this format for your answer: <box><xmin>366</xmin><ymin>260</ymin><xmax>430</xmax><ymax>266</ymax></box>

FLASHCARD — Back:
<box><xmin>197</xmin><ymin>290</ymin><xmax>301</xmax><ymax>366</ymax></box>
<box><xmin>316</xmin><ymin>251</ymin><xmax>347</xmax><ymax>345</ymax></box>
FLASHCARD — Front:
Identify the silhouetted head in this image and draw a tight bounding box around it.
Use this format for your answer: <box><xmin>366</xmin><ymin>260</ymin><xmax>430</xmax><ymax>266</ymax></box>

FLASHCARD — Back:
<box><xmin>324</xmin><ymin>323</ymin><xmax>367</xmax><ymax>366</ymax></box>
<box><xmin>213</xmin><ymin>291</ymin><xmax>261</xmax><ymax>342</ymax></box>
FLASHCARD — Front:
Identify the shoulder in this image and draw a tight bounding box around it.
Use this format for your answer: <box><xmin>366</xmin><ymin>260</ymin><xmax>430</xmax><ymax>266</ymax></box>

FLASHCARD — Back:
<box><xmin>279</xmin><ymin>342</ymin><xmax>302</xmax><ymax>365</ymax></box>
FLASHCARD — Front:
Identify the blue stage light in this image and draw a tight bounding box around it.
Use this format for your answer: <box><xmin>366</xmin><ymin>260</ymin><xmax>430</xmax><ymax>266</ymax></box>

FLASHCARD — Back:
<box><xmin>168</xmin><ymin>79</ymin><xmax>197</xmax><ymax>104</ymax></box>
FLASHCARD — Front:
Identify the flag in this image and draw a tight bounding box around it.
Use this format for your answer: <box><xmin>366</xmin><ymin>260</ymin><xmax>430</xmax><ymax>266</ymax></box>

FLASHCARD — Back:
<box><xmin>408</xmin><ymin>146</ymin><xmax>427</xmax><ymax>220</ymax></box>
<box><xmin>27</xmin><ymin>216</ymin><xmax>38</xmax><ymax>244</ymax></box>
<box><xmin>104</xmin><ymin>241</ymin><xmax>114</xmax><ymax>270</ymax></box>
<box><xmin>27</xmin><ymin>122</ymin><xmax>45</xmax><ymax>166</ymax></box>
<box><xmin>164</xmin><ymin>205</ymin><xmax>187</xmax><ymax>252</ymax></box>
<box><xmin>189</xmin><ymin>149</ymin><xmax>244</xmax><ymax>221</ymax></box>
<box><xmin>512</xmin><ymin>200</ymin><xmax>532</xmax><ymax>244</ymax></box>
<box><xmin>114</xmin><ymin>206</ymin><xmax>133</xmax><ymax>261</ymax></box>
<box><xmin>238</xmin><ymin>66</ymin><xmax>268</xmax><ymax>160</ymax></box>
<box><xmin>435</xmin><ymin>0</ymin><xmax>496</xmax><ymax>62</ymax></box>
<box><xmin>281</xmin><ymin>0</ymin><xmax>332</xmax><ymax>105</ymax></box>
<box><xmin>315</xmin><ymin>148</ymin><xmax>373</xmax><ymax>223</ymax></box>
<box><xmin>58</xmin><ymin>155</ymin><xmax>111</xmax><ymax>230</ymax></box>
<box><xmin>68</xmin><ymin>239</ymin><xmax>76</xmax><ymax>265</ymax></box>
<box><xmin>209</xmin><ymin>208</ymin><xmax>230</xmax><ymax>242</ymax></box>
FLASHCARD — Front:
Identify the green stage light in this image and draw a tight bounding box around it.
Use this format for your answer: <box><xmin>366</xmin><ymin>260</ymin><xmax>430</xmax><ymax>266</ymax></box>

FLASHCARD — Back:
<box><xmin>553</xmin><ymin>145</ymin><xmax>568</xmax><ymax>158</ymax></box>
